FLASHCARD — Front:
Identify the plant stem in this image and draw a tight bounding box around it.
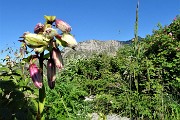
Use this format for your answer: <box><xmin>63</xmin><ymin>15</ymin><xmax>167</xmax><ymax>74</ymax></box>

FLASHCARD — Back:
<box><xmin>134</xmin><ymin>0</ymin><xmax>139</xmax><ymax>48</ymax></box>
<box><xmin>37</xmin><ymin>52</ymin><xmax>46</xmax><ymax>120</ymax></box>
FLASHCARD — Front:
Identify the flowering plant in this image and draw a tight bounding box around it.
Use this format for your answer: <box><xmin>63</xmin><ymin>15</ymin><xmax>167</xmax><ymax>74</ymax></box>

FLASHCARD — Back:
<box><xmin>19</xmin><ymin>15</ymin><xmax>77</xmax><ymax>119</ymax></box>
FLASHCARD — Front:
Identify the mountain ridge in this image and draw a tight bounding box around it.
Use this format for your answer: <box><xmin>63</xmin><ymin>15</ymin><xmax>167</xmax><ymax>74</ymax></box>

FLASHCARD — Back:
<box><xmin>61</xmin><ymin>38</ymin><xmax>133</xmax><ymax>60</ymax></box>
<box><xmin>61</xmin><ymin>36</ymin><xmax>143</xmax><ymax>60</ymax></box>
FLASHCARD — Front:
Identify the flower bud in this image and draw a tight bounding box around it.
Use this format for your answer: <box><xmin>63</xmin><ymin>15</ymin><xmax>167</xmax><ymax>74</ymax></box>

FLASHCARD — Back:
<box><xmin>61</xmin><ymin>33</ymin><xmax>77</xmax><ymax>49</ymax></box>
<box><xmin>34</xmin><ymin>23</ymin><xmax>44</xmax><ymax>34</ymax></box>
<box><xmin>52</xmin><ymin>44</ymin><xmax>64</xmax><ymax>69</ymax></box>
<box><xmin>43</xmin><ymin>28</ymin><xmax>58</xmax><ymax>39</ymax></box>
<box><xmin>55</xmin><ymin>19</ymin><xmax>72</xmax><ymax>33</ymax></box>
<box><xmin>55</xmin><ymin>33</ymin><xmax>77</xmax><ymax>49</ymax></box>
<box><xmin>29</xmin><ymin>64</ymin><xmax>42</xmax><ymax>89</ymax></box>
<box><xmin>55</xmin><ymin>34</ymin><xmax>68</xmax><ymax>47</ymax></box>
<box><xmin>44</xmin><ymin>15</ymin><xmax>56</xmax><ymax>24</ymax></box>
<box><xmin>23</xmin><ymin>33</ymin><xmax>49</xmax><ymax>49</ymax></box>
<box><xmin>47</xmin><ymin>59</ymin><xmax>56</xmax><ymax>89</ymax></box>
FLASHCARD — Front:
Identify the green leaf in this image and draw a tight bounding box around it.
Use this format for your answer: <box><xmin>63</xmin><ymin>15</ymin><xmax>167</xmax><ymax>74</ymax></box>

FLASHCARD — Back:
<box><xmin>0</xmin><ymin>66</ymin><xmax>9</xmax><ymax>72</ymax></box>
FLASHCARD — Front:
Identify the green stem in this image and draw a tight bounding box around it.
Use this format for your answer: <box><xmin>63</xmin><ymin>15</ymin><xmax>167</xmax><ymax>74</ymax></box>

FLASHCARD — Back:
<box><xmin>36</xmin><ymin>52</ymin><xmax>46</xmax><ymax>120</ymax></box>
<box><xmin>134</xmin><ymin>0</ymin><xmax>139</xmax><ymax>49</ymax></box>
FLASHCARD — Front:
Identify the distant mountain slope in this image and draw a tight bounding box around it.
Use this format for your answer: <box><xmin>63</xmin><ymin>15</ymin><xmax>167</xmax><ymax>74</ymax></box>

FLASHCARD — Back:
<box><xmin>61</xmin><ymin>39</ymin><xmax>130</xmax><ymax>59</ymax></box>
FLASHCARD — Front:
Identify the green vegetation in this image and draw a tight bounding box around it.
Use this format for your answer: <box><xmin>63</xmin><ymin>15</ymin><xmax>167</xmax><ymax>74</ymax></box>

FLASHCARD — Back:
<box><xmin>0</xmin><ymin>9</ymin><xmax>180</xmax><ymax>120</ymax></box>
<box><xmin>44</xmin><ymin>15</ymin><xmax>180</xmax><ymax>119</ymax></box>
<box><xmin>0</xmin><ymin>53</ymin><xmax>38</xmax><ymax>119</ymax></box>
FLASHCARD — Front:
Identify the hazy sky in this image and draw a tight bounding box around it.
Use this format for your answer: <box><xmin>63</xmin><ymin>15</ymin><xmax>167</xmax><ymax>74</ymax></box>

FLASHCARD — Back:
<box><xmin>0</xmin><ymin>0</ymin><xmax>179</xmax><ymax>58</ymax></box>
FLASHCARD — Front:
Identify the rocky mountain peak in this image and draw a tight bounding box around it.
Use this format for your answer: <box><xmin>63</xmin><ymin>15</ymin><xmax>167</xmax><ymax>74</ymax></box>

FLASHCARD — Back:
<box><xmin>61</xmin><ymin>39</ymin><xmax>128</xmax><ymax>59</ymax></box>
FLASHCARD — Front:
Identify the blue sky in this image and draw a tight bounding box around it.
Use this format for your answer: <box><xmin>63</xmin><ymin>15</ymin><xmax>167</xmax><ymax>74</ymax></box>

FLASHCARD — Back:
<box><xmin>0</xmin><ymin>0</ymin><xmax>179</xmax><ymax>58</ymax></box>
